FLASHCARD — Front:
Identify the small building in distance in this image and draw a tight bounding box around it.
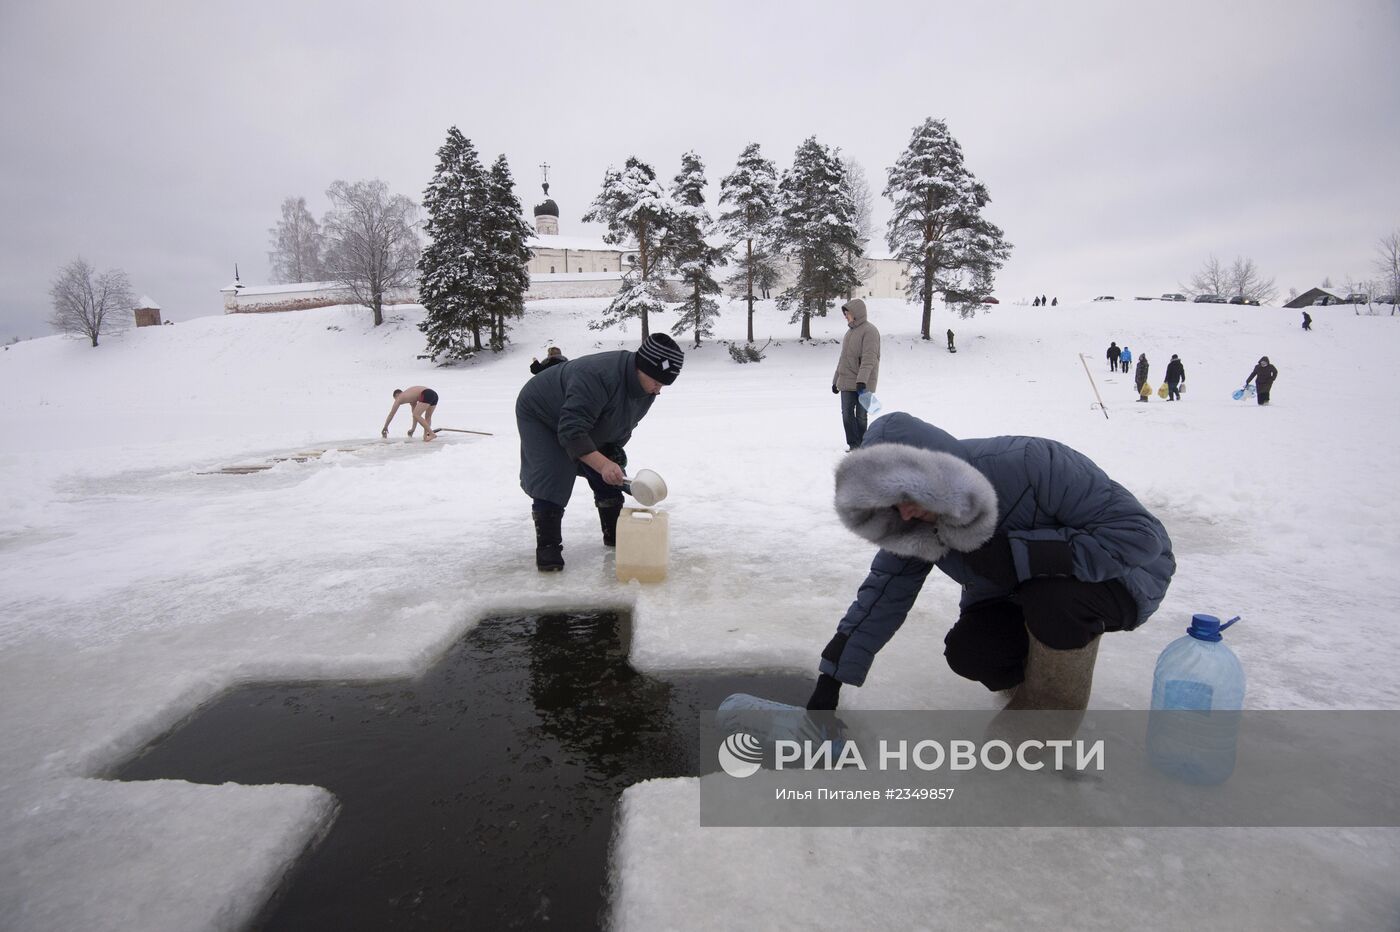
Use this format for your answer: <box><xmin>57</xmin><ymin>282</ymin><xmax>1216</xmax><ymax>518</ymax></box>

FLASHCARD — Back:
<box><xmin>857</xmin><ymin>250</ymin><xmax>912</xmax><ymax>302</ymax></box>
<box><xmin>1284</xmin><ymin>287</ymin><xmax>1344</xmax><ymax>308</ymax></box>
<box><xmin>133</xmin><ymin>296</ymin><xmax>162</xmax><ymax>327</ymax></box>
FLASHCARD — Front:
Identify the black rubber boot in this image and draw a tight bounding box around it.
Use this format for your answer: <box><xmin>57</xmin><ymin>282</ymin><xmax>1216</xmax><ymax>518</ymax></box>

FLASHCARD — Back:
<box><xmin>533</xmin><ymin>509</ymin><xmax>564</xmax><ymax>572</ymax></box>
<box><xmin>597</xmin><ymin>500</ymin><xmax>623</xmax><ymax>547</ymax></box>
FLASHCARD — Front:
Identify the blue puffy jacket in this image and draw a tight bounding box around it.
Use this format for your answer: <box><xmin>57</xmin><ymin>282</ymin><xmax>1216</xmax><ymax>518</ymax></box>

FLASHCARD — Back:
<box><xmin>820</xmin><ymin>413</ymin><xmax>1175</xmax><ymax>686</ymax></box>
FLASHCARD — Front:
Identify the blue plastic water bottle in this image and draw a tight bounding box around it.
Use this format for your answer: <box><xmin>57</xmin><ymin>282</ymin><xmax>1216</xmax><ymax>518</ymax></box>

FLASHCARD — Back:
<box><xmin>1147</xmin><ymin>614</ymin><xmax>1245</xmax><ymax>785</ymax></box>
<box><xmin>858</xmin><ymin>390</ymin><xmax>882</xmax><ymax>417</ymax></box>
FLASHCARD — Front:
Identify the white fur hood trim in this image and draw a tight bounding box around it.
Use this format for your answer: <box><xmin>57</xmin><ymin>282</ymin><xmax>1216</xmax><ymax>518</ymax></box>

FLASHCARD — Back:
<box><xmin>834</xmin><ymin>443</ymin><xmax>999</xmax><ymax>563</ymax></box>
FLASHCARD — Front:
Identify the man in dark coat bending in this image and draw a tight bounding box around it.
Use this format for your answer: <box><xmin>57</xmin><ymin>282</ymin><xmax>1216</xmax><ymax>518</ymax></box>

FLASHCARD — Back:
<box><xmin>515</xmin><ymin>333</ymin><xmax>684</xmax><ymax>571</ymax></box>
<box><xmin>806</xmin><ymin>413</ymin><xmax>1175</xmax><ymax>713</ymax></box>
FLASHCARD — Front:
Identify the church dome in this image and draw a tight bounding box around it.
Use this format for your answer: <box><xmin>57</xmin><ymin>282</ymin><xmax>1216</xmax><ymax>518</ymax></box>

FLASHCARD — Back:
<box><xmin>533</xmin><ymin>198</ymin><xmax>559</xmax><ymax>218</ymax></box>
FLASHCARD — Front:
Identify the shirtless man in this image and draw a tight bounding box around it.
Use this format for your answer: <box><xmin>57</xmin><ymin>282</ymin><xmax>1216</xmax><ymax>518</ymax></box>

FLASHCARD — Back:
<box><xmin>381</xmin><ymin>386</ymin><xmax>439</xmax><ymax>441</ymax></box>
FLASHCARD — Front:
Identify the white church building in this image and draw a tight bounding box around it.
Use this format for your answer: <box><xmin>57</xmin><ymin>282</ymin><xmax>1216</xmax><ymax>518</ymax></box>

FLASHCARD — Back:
<box><xmin>222</xmin><ymin>179</ymin><xmax>909</xmax><ymax>314</ymax></box>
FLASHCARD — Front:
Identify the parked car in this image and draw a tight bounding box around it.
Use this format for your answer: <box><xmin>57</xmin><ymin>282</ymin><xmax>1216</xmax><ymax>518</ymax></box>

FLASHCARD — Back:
<box><xmin>1161</xmin><ymin>293</ymin><xmax>1187</xmax><ymax>302</ymax></box>
<box><xmin>1193</xmin><ymin>294</ymin><xmax>1225</xmax><ymax>303</ymax></box>
<box><xmin>1092</xmin><ymin>295</ymin><xmax>1116</xmax><ymax>302</ymax></box>
<box><xmin>1344</xmin><ymin>293</ymin><xmax>1369</xmax><ymax>304</ymax></box>
<box><xmin>1376</xmin><ymin>294</ymin><xmax>1398</xmax><ymax>305</ymax></box>
<box><xmin>981</xmin><ymin>296</ymin><xmax>999</xmax><ymax>304</ymax></box>
<box><xmin>1228</xmin><ymin>296</ymin><xmax>1260</xmax><ymax>306</ymax></box>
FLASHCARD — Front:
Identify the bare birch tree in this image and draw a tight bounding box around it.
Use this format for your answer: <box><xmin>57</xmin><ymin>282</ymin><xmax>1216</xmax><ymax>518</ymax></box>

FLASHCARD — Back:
<box><xmin>1374</xmin><ymin>229</ymin><xmax>1400</xmax><ymax>309</ymax></box>
<box><xmin>1184</xmin><ymin>255</ymin><xmax>1229</xmax><ymax>297</ymax></box>
<box><xmin>268</xmin><ymin>196</ymin><xmax>325</xmax><ymax>283</ymax></box>
<box><xmin>48</xmin><ymin>258</ymin><xmax>134</xmax><ymax>347</ymax></box>
<box><xmin>1227</xmin><ymin>256</ymin><xmax>1277</xmax><ymax>304</ymax></box>
<box><xmin>322</xmin><ymin>180</ymin><xmax>421</xmax><ymax>326</ymax></box>
<box><xmin>842</xmin><ymin>155</ymin><xmax>876</xmax><ymax>290</ymax></box>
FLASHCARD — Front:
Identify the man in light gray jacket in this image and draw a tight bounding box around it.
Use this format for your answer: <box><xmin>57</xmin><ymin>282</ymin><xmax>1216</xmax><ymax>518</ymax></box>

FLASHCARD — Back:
<box><xmin>831</xmin><ymin>298</ymin><xmax>881</xmax><ymax>451</ymax></box>
<box><xmin>806</xmin><ymin>413</ymin><xmax>1175</xmax><ymax>713</ymax></box>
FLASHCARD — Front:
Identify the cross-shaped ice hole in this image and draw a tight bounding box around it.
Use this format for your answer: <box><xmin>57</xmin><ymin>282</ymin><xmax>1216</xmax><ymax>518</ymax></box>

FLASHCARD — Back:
<box><xmin>111</xmin><ymin>611</ymin><xmax>807</xmax><ymax>930</ymax></box>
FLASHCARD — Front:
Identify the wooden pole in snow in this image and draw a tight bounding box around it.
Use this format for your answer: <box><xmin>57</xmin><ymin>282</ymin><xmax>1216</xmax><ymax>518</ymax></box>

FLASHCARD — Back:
<box><xmin>1078</xmin><ymin>353</ymin><xmax>1110</xmax><ymax>420</ymax></box>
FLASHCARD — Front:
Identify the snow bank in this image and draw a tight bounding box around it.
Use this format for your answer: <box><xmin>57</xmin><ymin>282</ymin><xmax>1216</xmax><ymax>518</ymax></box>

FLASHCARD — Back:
<box><xmin>1</xmin><ymin>296</ymin><xmax>1397</xmax><ymax>928</ymax></box>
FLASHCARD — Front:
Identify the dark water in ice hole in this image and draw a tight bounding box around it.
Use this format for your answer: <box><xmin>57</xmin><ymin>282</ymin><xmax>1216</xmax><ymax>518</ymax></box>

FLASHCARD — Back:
<box><xmin>112</xmin><ymin>612</ymin><xmax>807</xmax><ymax>930</ymax></box>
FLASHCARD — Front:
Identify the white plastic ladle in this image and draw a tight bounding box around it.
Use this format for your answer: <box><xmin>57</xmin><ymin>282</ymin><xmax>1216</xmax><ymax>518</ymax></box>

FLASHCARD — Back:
<box><xmin>621</xmin><ymin>468</ymin><xmax>667</xmax><ymax>507</ymax></box>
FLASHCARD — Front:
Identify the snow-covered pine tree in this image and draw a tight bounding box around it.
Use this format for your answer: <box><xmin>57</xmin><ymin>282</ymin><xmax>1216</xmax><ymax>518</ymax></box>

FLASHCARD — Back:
<box><xmin>718</xmin><ymin>143</ymin><xmax>781</xmax><ymax>344</ymax></box>
<box><xmin>884</xmin><ymin>118</ymin><xmax>1011</xmax><ymax>336</ymax></box>
<box><xmin>666</xmin><ymin>152</ymin><xmax>725</xmax><ymax>349</ymax></box>
<box><xmin>417</xmin><ymin>127</ymin><xmax>487</xmax><ymax>359</ymax></box>
<box><xmin>774</xmin><ymin>137</ymin><xmax>862</xmax><ymax>340</ymax></box>
<box><xmin>480</xmin><ymin>154</ymin><xmax>534</xmax><ymax>351</ymax></box>
<box><xmin>581</xmin><ymin>157</ymin><xmax>673</xmax><ymax>338</ymax></box>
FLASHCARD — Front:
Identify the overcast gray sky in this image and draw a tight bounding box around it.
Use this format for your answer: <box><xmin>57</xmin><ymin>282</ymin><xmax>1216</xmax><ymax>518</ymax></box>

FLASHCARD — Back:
<box><xmin>2</xmin><ymin>0</ymin><xmax>1397</xmax><ymax>338</ymax></box>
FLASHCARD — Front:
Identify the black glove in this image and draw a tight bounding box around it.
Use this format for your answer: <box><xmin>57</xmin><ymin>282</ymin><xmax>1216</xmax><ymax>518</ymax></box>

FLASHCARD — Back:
<box><xmin>831</xmin><ymin>384</ymin><xmax>838</xmax><ymax>394</ymax></box>
<box><xmin>961</xmin><ymin>535</ymin><xmax>1019</xmax><ymax>588</ymax></box>
<box><xmin>806</xmin><ymin>673</ymin><xmax>842</xmax><ymax>711</ymax></box>
<box><xmin>856</xmin><ymin>382</ymin><xmax>867</xmax><ymax>393</ymax></box>
<box><xmin>964</xmin><ymin>534</ymin><xmax>1075</xmax><ymax>586</ymax></box>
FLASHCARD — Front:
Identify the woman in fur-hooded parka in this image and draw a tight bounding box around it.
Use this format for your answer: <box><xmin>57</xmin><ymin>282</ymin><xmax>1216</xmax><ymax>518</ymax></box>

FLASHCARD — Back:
<box><xmin>816</xmin><ymin>413</ymin><xmax>1175</xmax><ymax>690</ymax></box>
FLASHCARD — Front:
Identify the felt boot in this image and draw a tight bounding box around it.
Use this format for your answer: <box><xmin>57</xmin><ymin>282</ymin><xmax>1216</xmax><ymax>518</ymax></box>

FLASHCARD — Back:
<box><xmin>1005</xmin><ymin>630</ymin><xmax>1100</xmax><ymax>711</ymax></box>
<box><xmin>533</xmin><ymin>509</ymin><xmax>564</xmax><ymax>572</ymax></box>
<box><xmin>989</xmin><ymin>630</ymin><xmax>1101</xmax><ymax>743</ymax></box>
<box><xmin>597</xmin><ymin>500</ymin><xmax>622</xmax><ymax>547</ymax></box>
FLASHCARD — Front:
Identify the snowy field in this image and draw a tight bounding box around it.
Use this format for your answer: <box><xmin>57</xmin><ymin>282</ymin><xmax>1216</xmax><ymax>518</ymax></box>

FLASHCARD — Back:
<box><xmin>1</xmin><ymin>296</ymin><xmax>1398</xmax><ymax>929</ymax></box>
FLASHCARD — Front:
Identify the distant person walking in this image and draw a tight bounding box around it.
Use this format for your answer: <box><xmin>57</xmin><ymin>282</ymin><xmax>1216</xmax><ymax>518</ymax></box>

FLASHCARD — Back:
<box><xmin>1041</xmin><ymin>294</ymin><xmax>1047</xmax><ymax>307</ymax></box>
<box><xmin>1033</xmin><ymin>297</ymin><xmax>1040</xmax><ymax>307</ymax></box>
<box><xmin>1245</xmin><ymin>356</ymin><xmax>1278</xmax><ymax>406</ymax></box>
<box><xmin>381</xmin><ymin>386</ymin><xmax>439</xmax><ymax>441</ymax></box>
<box><xmin>530</xmin><ymin>346</ymin><xmax>567</xmax><ymax>375</ymax></box>
<box><xmin>1107</xmin><ymin>341</ymin><xmax>1121</xmax><ymax>372</ymax></box>
<box><xmin>1164</xmin><ymin>354</ymin><xmax>1185</xmax><ymax>401</ymax></box>
<box><xmin>1301</xmin><ymin>311</ymin><xmax>1312</xmax><ymax>331</ymax></box>
<box><xmin>947</xmin><ymin>328</ymin><xmax>956</xmax><ymax>351</ymax></box>
<box><xmin>1134</xmin><ymin>354</ymin><xmax>1150</xmax><ymax>402</ymax></box>
<box><xmin>1119</xmin><ymin>346</ymin><xmax>1132</xmax><ymax>374</ymax></box>
<box><xmin>1052</xmin><ymin>297</ymin><xmax>1058</xmax><ymax>306</ymax></box>
<box><xmin>832</xmin><ymin>298</ymin><xmax>882</xmax><ymax>451</ymax></box>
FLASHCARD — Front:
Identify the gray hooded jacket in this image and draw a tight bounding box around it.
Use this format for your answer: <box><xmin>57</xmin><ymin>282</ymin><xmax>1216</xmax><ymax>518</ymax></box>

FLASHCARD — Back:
<box><xmin>820</xmin><ymin>413</ymin><xmax>1175</xmax><ymax>686</ymax></box>
<box><xmin>833</xmin><ymin>299</ymin><xmax>881</xmax><ymax>392</ymax></box>
<box><xmin>516</xmin><ymin>350</ymin><xmax>655</xmax><ymax>507</ymax></box>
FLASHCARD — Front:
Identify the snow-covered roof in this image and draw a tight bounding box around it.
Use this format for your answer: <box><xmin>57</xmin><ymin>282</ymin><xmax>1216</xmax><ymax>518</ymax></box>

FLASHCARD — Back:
<box><xmin>530</xmin><ymin>271</ymin><xmax>625</xmax><ymax>283</ymax></box>
<box><xmin>865</xmin><ymin>250</ymin><xmax>906</xmax><ymax>264</ymax></box>
<box><xmin>530</xmin><ymin>234</ymin><xmax>637</xmax><ymax>253</ymax></box>
<box><xmin>227</xmin><ymin>280</ymin><xmax>347</xmax><ymax>297</ymax></box>
<box><xmin>135</xmin><ymin>295</ymin><xmax>161</xmax><ymax>309</ymax></box>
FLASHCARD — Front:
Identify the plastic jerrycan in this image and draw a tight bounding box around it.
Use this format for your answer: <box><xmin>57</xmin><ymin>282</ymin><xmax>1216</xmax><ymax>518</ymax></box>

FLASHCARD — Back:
<box><xmin>616</xmin><ymin>507</ymin><xmax>668</xmax><ymax>583</ymax></box>
<box><xmin>1146</xmin><ymin>614</ymin><xmax>1245</xmax><ymax>785</ymax></box>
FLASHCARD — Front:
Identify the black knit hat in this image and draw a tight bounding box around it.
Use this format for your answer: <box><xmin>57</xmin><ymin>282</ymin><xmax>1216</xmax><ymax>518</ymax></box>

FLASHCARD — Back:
<box><xmin>636</xmin><ymin>333</ymin><xmax>684</xmax><ymax>385</ymax></box>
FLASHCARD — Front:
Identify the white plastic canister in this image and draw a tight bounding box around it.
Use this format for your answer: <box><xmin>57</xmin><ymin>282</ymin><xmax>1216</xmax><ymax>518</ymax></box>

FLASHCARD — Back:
<box><xmin>616</xmin><ymin>507</ymin><xmax>669</xmax><ymax>583</ymax></box>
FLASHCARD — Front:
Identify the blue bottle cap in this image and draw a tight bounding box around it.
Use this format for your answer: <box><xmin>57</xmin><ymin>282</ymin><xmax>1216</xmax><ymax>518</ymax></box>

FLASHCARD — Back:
<box><xmin>1187</xmin><ymin>613</ymin><xmax>1240</xmax><ymax>642</ymax></box>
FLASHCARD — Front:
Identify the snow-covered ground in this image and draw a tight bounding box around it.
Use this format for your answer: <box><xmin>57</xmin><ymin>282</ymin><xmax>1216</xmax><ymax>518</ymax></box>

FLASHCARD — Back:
<box><xmin>1</xmin><ymin>296</ymin><xmax>1397</xmax><ymax>929</ymax></box>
